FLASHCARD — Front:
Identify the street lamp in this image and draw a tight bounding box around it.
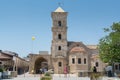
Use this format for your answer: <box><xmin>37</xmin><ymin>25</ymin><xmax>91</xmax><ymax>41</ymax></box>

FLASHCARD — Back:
<box><xmin>31</xmin><ymin>36</ymin><xmax>35</xmax><ymax>53</ymax></box>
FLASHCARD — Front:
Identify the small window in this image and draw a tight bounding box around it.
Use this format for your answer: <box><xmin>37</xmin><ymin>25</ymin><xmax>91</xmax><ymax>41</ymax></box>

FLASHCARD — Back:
<box><xmin>119</xmin><ymin>64</ymin><xmax>120</xmax><ymax>71</ymax></box>
<box><xmin>96</xmin><ymin>62</ymin><xmax>99</xmax><ymax>67</ymax></box>
<box><xmin>115</xmin><ymin>65</ymin><xmax>118</xmax><ymax>70</ymax></box>
<box><xmin>72</xmin><ymin>58</ymin><xmax>75</xmax><ymax>64</ymax></box>
<box><xmin>78</xmin><ymin>58</ymin><xmax>81</xmax><ymax>64</ymax></box>
<box><xmin>58</xmin><ymin>62</ymin><xmax>62</xmax><ymax>67</ymax></box>
<box><xmin>77</xmin><ymin>44</ymin><xmax>79</xmax><ymax>47</ymax></box>
<box><xmin>58</xmin><ymin>21</ymin><xmax>62</xmax><ymax>26</ymax></box>
<box><xmin>58</xmin><ymin>46</ymin><xmax>61</xmax><ymax>50</ymax></box>
<box><xmin>58</xmin><ymin>34</ymin><xmax>61</xmax><ymax>39</ymax></box>
<box><xmin>84</xmin><ymin>58</ymin><xmax>86</xmax><ymax>64</ymax></box>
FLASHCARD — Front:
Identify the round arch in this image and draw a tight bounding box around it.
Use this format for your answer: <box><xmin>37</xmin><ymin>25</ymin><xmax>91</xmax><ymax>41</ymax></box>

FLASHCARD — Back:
<box><xmin>34</xmin><ymin>57</ymin><xmax>48</xmax><ymax>74</ymax></box>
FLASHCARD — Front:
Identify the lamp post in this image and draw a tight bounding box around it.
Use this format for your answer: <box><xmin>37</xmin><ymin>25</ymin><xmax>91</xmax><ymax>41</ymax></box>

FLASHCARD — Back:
<box><xmin>31</xmin><ymin>36</ymin><xmax>35</xmax><ymax>53</ymax></box>
<box><xmin>112</xmin><ymin>62</ymin><xmax>114</xmax><ymax>77</ymax></box>
<box><xmin>23</xmin><ymin>61</ymin><xmax>26</xmax><ymax>77</ymax></box>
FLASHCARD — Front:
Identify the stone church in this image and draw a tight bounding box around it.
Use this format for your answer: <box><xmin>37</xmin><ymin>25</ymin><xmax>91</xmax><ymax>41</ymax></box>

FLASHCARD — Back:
<box><xmin>29</xmin><ymin>7</ymin><xmax>106</xmax><ymax>74</ymax></box>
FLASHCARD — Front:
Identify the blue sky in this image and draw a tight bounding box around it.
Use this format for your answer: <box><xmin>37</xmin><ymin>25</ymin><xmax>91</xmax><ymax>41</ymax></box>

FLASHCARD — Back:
<box><xmin>0</xmin><ymin>0</ymin><xmax>120</xmax><ymax>57</ymax></box>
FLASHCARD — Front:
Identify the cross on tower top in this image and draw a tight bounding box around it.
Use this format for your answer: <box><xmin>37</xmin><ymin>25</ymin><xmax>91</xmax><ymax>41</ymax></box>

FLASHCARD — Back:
<box><xmin>54</xmin><ymin>2</ymin><xmax>65</xmax><ymax>12</ymax></box>
<box><xmin>58</xmin><ymin>2</ymin><xmax>64</xmax><ymax>7</ymax></box>
<box><xmin>58</xmin><ymin>2</ymin><xmax>62</xmax><ymax>7</ymax></box>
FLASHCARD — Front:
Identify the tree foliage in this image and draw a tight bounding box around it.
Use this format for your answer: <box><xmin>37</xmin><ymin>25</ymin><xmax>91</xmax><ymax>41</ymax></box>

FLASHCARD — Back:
<box><xmin>99</xmin><ymin>22</ymin><xmax>120</xmax><ymax>65</ymax></box>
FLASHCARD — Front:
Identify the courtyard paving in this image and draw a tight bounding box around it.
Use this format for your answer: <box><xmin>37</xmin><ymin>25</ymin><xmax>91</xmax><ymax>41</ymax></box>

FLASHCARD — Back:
<box><xmin>2</xmin><ymin>72</ymin><xmax>40</xmax><ymax>80</ymax></box>
<box><xmin>1</xmin><ymin>72</ymin><xmax>120</xmax><ymax>80</ymax></box>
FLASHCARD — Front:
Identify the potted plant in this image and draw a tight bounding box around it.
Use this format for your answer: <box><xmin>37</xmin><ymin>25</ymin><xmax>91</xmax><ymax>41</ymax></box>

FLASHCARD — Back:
<box><xmin>40</xmin><ymin>72</ymin><xmax>52</xmax><ymax>80</ymax></box>
<box><xmin>90</xmin><ymin>72</ymin><xmax>102</xmax><ymax>80</ymax></box>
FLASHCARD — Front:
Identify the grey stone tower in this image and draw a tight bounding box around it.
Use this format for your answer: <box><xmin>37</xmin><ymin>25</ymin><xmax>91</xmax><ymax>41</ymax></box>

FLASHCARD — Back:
<box><xmin>51</xmin><ymin>7</ymin><xmax>68</xmax><ymax>74</ymax></box>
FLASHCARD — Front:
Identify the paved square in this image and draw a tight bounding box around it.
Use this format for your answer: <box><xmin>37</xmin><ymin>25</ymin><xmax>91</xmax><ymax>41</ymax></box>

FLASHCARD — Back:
<box><xmin>2</xmin><ymin>73</ymin><xmax>120</xmax><ymax>80</ymax></box>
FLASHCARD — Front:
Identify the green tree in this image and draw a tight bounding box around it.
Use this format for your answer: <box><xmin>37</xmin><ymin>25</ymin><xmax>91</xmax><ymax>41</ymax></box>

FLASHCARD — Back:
<box><xmin>99</xmin><ymin>22</ymin><xmax>120</xmax><ymax>65</ymax></box>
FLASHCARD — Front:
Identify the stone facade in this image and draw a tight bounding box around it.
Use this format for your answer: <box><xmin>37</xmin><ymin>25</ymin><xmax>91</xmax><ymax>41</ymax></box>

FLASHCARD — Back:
<box><xmin>29</xmin><ymin>51</ymin><xmax>52</xmax><ymax>74</ymax></box>
<box><xmin>28</xmin><ymin>7</ymin><xmax>106</xmax><ymax>74</ymax></box>
<box><xmin>0</xmin><ymin>50</ymin><xmax>29</xmax><ymax>74</ymax></box>
<box><xmin>51</xmin><ymin>7</ymin><xmax>68</xmax><ymax>74</ymax></box>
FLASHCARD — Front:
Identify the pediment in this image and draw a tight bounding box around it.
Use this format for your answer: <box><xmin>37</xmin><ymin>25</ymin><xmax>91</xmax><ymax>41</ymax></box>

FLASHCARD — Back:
<box><xmin>70</xmin><ymin>47</ymin><xmax>85</xmax><ymax>52</ymax></box>
<box><xmin>68</xmin><ymin>42</ymin><xmax>89</xmax><ymax>53</ymax></box>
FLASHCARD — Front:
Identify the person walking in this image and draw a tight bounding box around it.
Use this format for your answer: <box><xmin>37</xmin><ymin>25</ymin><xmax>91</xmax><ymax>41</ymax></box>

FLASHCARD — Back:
<box><xmin>39</xmin><ymin>69</ymin><xmax>42</xmax><ymax>79</ymax></box>
<box><xmin>64</xmin><ymin>66</ymin><xmax>68</xmax><ymax>77</ymax></box>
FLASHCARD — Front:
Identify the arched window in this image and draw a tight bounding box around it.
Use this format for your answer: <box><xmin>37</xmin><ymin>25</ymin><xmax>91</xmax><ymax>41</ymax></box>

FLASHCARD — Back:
<box><xmin>58</xmin><ymin>34</ymin><xmax>62</xmax><ymax>39</ymax></box>
<box><xmin>58</xmin><ymin>62</ymin><xmax>62</xmax><ymax>67</ymax></box>
<box><xmin>96</xmin><ymin>62</ymin><xmax>99</xmax><ymax>67</ymax></box>
<box><xmin>58</xmin><ymin>21</ymin><xmax>62</xmax><ymax>26</ymax></box>
<box><xmin>72</xmin><ymin>58</ymin><xmax>75</xmax><ymax>64</ymax></box>
<box><xmin>58</xmin><ymin>46</ymin><xmax>61</xmax><ymax>50</ymax></box>
<box><xmin>78</xmin><ymin>58</ymin><xmax>81</xmax><ymax>64</ymax></box>
<box><xmin>84</xmin><ymin>58</ymin><xmax>86</xmax><ymax>64</ymax></box>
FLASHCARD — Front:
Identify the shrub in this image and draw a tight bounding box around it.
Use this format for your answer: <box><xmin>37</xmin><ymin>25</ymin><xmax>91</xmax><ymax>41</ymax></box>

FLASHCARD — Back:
<box><xmin>40</xmin><ymin>76</ymin><xmax>52</xmax><ymax>80</ymax></box>
<box><xmin>0</xmin><ymin>68</ymin><xmax>3</xmax><ymax>72</ymax></box>
<box><xmin>90</xmin><ymin>72</ymin><xmax>101</xmax><ymax>80</ymax></box>
<box><xmin>44</xmin><ymin>72</ymin><xmax>51</xmax><ymax>76</ymax></box>
<box><xmin>40</xmin><ymin>71</ymin><xmax>52</xmax><ymax>80</ymax></box>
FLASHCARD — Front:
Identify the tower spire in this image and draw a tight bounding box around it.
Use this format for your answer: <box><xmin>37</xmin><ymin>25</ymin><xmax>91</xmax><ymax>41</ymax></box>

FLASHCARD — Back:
<box><xmin>54</xmin><ymin>2</ymin><xmax>65</xmax><ymax>12</ymax></box>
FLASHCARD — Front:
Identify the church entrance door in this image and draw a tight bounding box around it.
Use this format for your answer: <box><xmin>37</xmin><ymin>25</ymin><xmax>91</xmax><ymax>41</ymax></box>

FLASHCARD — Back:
<box><xmin>34</xmin><ymin>57</ymin><xmax>48</xmax><ymax>74</ymax></box>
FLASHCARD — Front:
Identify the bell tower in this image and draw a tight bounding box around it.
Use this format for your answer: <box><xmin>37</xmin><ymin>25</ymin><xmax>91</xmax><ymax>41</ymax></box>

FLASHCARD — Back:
<box><xmin>51</xmin><ymin>7</ymin><xmax>68</xmax><ymax>74</ymax></box>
